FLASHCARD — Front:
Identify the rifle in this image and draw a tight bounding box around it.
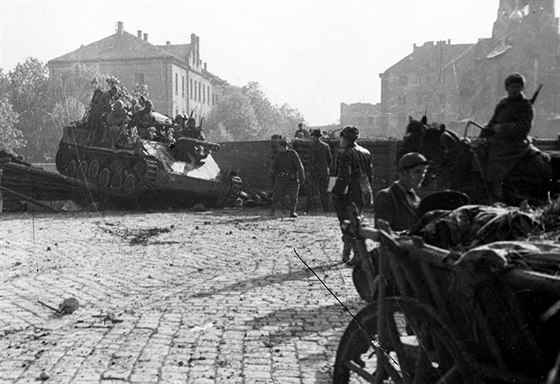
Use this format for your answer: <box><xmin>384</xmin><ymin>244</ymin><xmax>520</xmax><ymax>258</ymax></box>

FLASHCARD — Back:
<box><xmin>530</xmin><ymin>84</ymin><xmax>543</xmax><ymax>105</ymax></box>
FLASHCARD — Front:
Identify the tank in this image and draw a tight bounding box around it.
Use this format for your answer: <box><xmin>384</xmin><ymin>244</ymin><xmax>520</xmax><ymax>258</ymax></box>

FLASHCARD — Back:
<box><xmin>55</xmin><ymin>86</ymin><xmax>241</xmax><ymax>207</ymax></box>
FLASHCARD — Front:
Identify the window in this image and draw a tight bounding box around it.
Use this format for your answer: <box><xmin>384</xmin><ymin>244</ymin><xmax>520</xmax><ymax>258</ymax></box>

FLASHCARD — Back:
<box><xmin>190</xmin><ymin>79</ymin><xmax>193</xmax><ymax>99</ymax></box>
<box><xmin>198</xmin><ymin>82</ymin><xmax>201</xmax><ymax>102</ymax></box>
<box><xmin>399</xmin><ymin>75</ymin><xmax>408</xmax><ymax>86</ymax></box>
<box><xmin>182</xmin><ymin>76</ymin><xmax>185</xmax><ymax>97</ymax></box>
<box><xmin>202</xmin><ymin>84</ymin><xmax>206</xmax><ymax>104</ymax></box>
<box><xmin>175</xmin><ymin>74</ymin><xmax>178</xmax><ymax>95</ymax></box>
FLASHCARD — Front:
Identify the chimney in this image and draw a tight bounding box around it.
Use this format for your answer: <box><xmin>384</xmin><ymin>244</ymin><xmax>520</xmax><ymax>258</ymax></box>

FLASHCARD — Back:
<box><xmin>117</xmin><ymin>21</ymin><xmax>124</xmax><ymax>34</ymax></box>
<box><xmin>166</xmin><ymin>41</ymin><xmax>171</xmax><ymax>46</ymax></box>
<box><xmin>413</xmin><ymin>43</ymin><xmax>417</xmax><ymax>51</ymax></box>
<box><xmin>137</xmin><ymin>30</ymin><xmax>142</xmax><ymax>38</ymax></box>
<box><xmin>204</xmin><ymin>62</ymin><xmax>207</xmax><ymax>71</ymax></box>
<box><xmin>447</xmin><ymin>39</ymin><xmax>451</xmax><ymax>45</ymax></box>
<box><xmin>143</xmin><ymin>33</ymin><xmax>148</xmax><ymax>41</ymax></box>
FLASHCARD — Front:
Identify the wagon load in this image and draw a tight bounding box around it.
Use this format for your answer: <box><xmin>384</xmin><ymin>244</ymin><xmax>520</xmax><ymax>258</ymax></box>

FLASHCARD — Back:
<box><xmin>55</xmin><ymin>82</ymin><xmax>241</xmax><ymax>207</ymax></box>
<box><xmin>410</xmin><ymin>197</ymin><xmax>560</xmax><ymax>250</ymax></box>
<box><xmin>334</xmin><ymin>203</ymin><xmax>560</xmax><ymax>383</ymax></box>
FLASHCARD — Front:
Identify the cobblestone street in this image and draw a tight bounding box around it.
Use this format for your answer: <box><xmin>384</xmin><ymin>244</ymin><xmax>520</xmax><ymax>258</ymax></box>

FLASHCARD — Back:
<box><xmin>0</xmin><ymin>208</ymin><xmax>365</xmax><ymax>383</ymax></box>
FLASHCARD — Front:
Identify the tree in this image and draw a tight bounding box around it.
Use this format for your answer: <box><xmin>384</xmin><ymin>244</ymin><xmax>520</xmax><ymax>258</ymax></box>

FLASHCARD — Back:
<box><xmin>49</xmin><ymin>63</ymin><xmax>104</xmax><ymax>127</ymax></box>
<box><xmin>205</xmin><ymin>86</ymin><xmax>260</xmax><ymax>141</ymax></box>
<box><xmin>206</xmin><ymin>82</ymin><xmax>306</xmax><ymax>141</ymax></box>
<box><xmin>0</xmin><ymin>97</ymin><xmax>25</xmax><ymax>152</ymax></box>
<box><xmin>5</xmin><ymin>58</ymin><xmax>52</xmax><ymax>161</ymax></box>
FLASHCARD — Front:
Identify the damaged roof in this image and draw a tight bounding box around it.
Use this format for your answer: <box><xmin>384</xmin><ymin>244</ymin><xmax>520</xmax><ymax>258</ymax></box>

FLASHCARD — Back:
<box><xmin>49</xmin><ymin>30</ymin><xmax>184</xmax><ymax>63</ymax></box>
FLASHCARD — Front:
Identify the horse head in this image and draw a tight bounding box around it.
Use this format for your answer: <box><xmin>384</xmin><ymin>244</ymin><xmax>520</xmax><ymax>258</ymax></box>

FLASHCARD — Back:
<box><xmin>400</xmin><ymin>116</ymin><xmax>446</xmax><ymax>165</ymax></box>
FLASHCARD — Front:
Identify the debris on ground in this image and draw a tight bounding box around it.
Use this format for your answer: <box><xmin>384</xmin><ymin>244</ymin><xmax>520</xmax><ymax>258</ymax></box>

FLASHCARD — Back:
<box><xmin>92</xmin><ymin>311</ymin><xmax>123</xmax><ymax>324</ymax></box>
<box><xmin>37</xmin><ymin>297</ymin><xmax>80</xmax><ymax>316</ymax></box>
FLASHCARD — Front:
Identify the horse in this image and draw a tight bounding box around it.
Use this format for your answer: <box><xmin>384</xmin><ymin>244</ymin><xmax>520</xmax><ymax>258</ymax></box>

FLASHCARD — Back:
<box><xmin>399</xmin><ymin>116</ymin><xmax>560</xmax><ymax>206</ymax></box>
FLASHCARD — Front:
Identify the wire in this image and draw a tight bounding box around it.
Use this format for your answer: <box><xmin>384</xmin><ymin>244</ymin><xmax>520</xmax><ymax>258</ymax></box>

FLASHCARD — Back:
<box><xmin>292</xmin><ymin>247</ymin><xmax>398</xmax><ymax>365</ymax></box>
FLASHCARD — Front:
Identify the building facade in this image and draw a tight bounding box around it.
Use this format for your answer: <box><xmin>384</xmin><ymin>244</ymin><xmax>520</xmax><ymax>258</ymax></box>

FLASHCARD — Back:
<box><xmin>48</xmin><ymin>21</ymin><xmax>227</xmax><ymax>122</ymax></box>
<box><xmin>340</xmin><ymin>102</ymin><xmax>382</xmax><ymax>138</ymax></box>
<box><xmin>379</xmin><ymin>0</ymin><xmax>559</xmax><ymax>138</ymax></box>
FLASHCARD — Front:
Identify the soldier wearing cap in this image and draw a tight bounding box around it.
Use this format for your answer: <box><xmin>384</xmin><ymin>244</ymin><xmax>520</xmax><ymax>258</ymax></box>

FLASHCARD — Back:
<box><xmin>294</xmin><ymin>123</ymin><xmax>310</xmax><ymax>139</ymax></box>
<box><xmin>481</xmin><ymin>73</ymin><xmax>534</xmax><ymax>201</ymax></box>
<box><xmin>270</xmin><ymin>138</ymin><xmax>305</xmax><ymax>218</ymax></box>
<box><xmin>332</xmin><ymin>126</ymin><xmax>373</xmax><ymax>265</ymax></box>
<box><xmin>374</xmin><ymin>152</ymin><xmax>428</xmax><ymax>231</ymax></box>
<box><xmin>306</xmin><ymin>129</ymin><xmax>333</xmax><ymax>213</ymax></box>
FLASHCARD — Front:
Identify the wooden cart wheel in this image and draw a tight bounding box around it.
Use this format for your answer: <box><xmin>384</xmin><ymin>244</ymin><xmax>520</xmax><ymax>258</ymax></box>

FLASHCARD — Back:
<box><xmin>333</xmin><ymin>297</ymin><xmax>480</xmax><ymax>384</ymax></box>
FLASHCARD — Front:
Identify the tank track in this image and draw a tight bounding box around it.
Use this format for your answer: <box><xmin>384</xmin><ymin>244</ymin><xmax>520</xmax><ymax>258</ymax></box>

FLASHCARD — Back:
<box><xmin>55</xmin><ymin>144</ymin><xmax>160</xmax><ymax>198</ymax></box>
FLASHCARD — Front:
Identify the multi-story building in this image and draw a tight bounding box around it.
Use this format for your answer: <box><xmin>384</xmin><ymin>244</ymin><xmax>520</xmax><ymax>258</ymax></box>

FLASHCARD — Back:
<box><xmin>48</xmin><ymin>21</ymin><xmax>227</xmax><ymax>122</ymax></box>
<box><xmin>378</xmin><ymin>40</ymin><xmax>472</xmax><ymax>138</ymax></box>
<box><xmin>340</xmin><ymin>102</ymin><xmax>382</xmax><ymax>138</ymax></box>
<box><xmin>379</xmin><ymin>0</ymin><xmax>560</xmax><ymax>138</ymax></box>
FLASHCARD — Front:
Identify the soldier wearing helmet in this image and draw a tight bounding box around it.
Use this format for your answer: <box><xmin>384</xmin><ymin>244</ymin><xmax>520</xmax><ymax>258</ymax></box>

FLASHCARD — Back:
<box><xmin>104</xmin><ymin>99</ymin><xmax>130</xmax><ymax>147</ymax></box>
<box><xmin>481</xmin><ymin>73</ymin><xmax>533</xmax><ymax>202</ymax></box>
<box><xmin>331</xmin><ymin>125</ymin><xmax>373</xmax><ymax>265</ymax></box>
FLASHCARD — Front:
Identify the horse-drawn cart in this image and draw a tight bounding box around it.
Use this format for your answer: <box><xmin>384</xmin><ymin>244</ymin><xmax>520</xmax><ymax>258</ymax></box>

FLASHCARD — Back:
<box><xmin>333</xmin><ymin>214</ymin><xmax>560</xmax><ymax>383</ymax></box>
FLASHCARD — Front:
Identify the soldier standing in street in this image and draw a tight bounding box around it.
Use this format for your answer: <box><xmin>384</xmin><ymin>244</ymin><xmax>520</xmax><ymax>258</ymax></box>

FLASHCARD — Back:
<box><xmin>270</xmin><ymin>138</ymin><xmax>305</xmax><ymax>218</ymax></box>
<box><xmin>331</xmin><ymin>126</ymin><xmax>373</xmax><ymax>265</ymax></box>
<box><xmin>294</xmin><ymin>123</ymin><xmax>310</xmax><ymax>139</ymax></box>
<box><xmin>306</xmin><ymin>129</ymin><xmax>333</xmax><ymax>213</ymax></box>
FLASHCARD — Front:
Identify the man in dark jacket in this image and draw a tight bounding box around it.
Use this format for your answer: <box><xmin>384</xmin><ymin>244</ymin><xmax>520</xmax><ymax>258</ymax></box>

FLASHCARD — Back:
<box><xmin>482</xmin><ymin>73</ymin><xmax>533</xmax><ymax>201</ymax></box>
<box><xmin>331</xmin><ymin>126</ymin><xmax>373</xmax><ymax>265</ymax></box>
<box><xmin>374</xmin><ymin>152</ymin><xmax>428</xmax><ymax>231</ymax></box>
<box><xmin>306</xmin><ymin>129</ymin><xmax>333</xmax><ymax>213</ymax></box>
<box><xmin>270</xmin><ymin>139</ymin><xmax>305</xmax><ymax>218</ymax></box>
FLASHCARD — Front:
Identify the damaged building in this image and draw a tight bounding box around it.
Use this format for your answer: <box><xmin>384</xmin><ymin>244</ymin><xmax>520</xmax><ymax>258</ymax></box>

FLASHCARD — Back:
<box><xmin>377</xmin><ymin>0</ymin><xmax>560</xmax><ymax>138</ymax></box>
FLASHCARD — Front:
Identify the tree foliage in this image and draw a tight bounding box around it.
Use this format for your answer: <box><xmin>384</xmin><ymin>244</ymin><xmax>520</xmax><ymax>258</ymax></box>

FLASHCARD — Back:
<box><xmin>205</xmin><ymin>82</ymin><xmax>305</xmax><ymax>141</ymax></box>
<box><xmin>0</xmin><ymin>96</ymin><xmax>25</xmax><ymax>152</ymax></box>
<box><xmin>205</xmin><ymin>86</ymin><xmax>260</xmax><ymax>141</ymax></box>
<box><xmin>3</xmin><ymin>58</ymin><xmax>53</xmax><ymax>161</ymax></box>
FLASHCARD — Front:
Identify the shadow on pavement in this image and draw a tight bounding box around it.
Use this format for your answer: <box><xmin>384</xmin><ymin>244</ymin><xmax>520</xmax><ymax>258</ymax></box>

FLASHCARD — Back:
<box><xmin>190</xmin><ymin>262</ymin><xmax>345</xmax><ymax>299</ymax></box>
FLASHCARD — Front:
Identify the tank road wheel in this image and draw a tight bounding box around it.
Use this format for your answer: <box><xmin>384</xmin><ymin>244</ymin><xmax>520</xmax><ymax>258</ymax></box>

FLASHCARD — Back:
<box><xmin>333</xmin><ymin>297</ymin><xmax>480</xmax><ymax>384</ymax></box>
<box><xmin>110</xmin><ymin>173</ymin><xmax>123</xmax><ymax>192</ymax></box>
<box><xmin>78</xmin><ymin>160</ymin><xmax>88</xmax><ymax>180</ymax></box>
<box><xmin>123</xmin><ymin>173</ymin><xmax>139</xmax><ymax>196</ymax></box>
<box><xmin>55</xmin><ymin>150</ymin><xmax>71</xmax><ymax>174</ymax></box>
<box><xmin>66</xmin><ymin>159</ymin><xmax>78</xmax><ymax>178</ymax></box>
<box><xmin>98</xmin><ymin>168</ymin><xmax>111</xmax><ymax>189</ymax></box>
<box><xmin>88</xmin><ymin>160</ymin><xmax>100</xmax><ymax>180</ymax></box>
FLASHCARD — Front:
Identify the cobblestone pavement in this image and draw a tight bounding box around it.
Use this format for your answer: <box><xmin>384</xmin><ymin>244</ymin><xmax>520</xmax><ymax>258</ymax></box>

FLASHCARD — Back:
<box><xmin>0</xmin><ymin>207</ymin><xmax>367</xmax><ymax>383</ymax></box>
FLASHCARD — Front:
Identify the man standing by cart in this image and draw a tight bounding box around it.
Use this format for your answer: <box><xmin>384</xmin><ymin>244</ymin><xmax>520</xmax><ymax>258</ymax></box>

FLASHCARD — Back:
<box><xmin>374</xmin><ymin>152</ymin><xmax>428</xmax><ymax>231</ymax></box>
<box><xmin>331</xmin><ymin>126</ymin><xmax>373</xmax><ymax>265</ymax></box>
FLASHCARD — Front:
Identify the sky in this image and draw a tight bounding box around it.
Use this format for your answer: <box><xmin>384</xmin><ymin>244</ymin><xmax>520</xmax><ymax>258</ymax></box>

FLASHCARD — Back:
<box><xmin>1</xmin><ymin>0</ymin><xmax>558</xmax><ymax>126</ymax></box>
